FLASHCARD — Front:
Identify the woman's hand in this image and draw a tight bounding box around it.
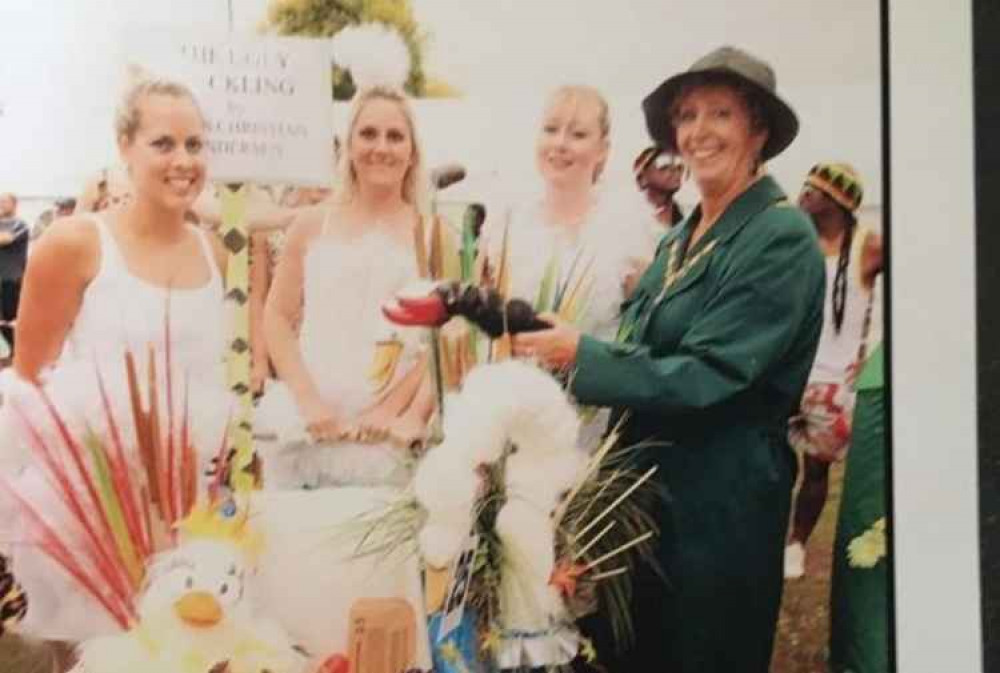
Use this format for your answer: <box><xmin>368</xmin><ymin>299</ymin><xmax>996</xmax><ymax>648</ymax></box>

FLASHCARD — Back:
<box><xmin>299</xmin><ymin>396</ymin><xmax>344</xmax><ymax>443</ymax></box>
<box><xmin>512</xmin><ymin>313</ymin><xmax>582</xmax><ymax>371</ymax></box>
<box><xmin>344</xmin><ymin>405</ymin><xmax>394</xmax><ymax>444</ymax></box>
<box><xmin>388</xmin><ymin>413</ymin><xmax>429</xmax><ymax>452</ymax></box>
<box><xmin>622</xmin><ymin>255</ymin><xmax>650</xmax><ymax>298</ymax></box>
<box><xmin>346</xmin><ymin>406</ymin><xmax>429</xmax><ymax>447</ymax></box>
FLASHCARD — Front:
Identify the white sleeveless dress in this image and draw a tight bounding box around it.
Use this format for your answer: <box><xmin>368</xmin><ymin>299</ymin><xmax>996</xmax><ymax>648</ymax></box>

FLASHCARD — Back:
<box><xmin>249</xmin><ymin>220</ymin><xmax>431</xmax><ymax>667</ymax></box>
<box><xmin>254</xmin><ymin>219</ymin><xmax>423</xmax><ymax>488</ymax></box>
<box><xmin>484</xmin><ymin>188</ymin><xmax>655</xmax><ymax>450</ymax></box>
<box><xmin>0</xmin><ymin>215</ymin><xmax>232</xmax><ymax>640</ymax></box>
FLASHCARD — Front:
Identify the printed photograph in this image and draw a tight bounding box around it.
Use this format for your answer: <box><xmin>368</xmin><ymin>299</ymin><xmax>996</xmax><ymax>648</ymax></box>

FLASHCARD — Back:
<box><xmin>0</xmin><ymin>1</ymin><xmax>895</xmax><ymax>671</ymax></box>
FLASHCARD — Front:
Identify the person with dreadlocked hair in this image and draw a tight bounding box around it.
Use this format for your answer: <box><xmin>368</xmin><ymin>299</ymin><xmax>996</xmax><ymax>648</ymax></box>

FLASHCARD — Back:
<box><xmin>784</xmin><ymin>162</ymin><xmax>883</xmax><ymax>579</ymax></box>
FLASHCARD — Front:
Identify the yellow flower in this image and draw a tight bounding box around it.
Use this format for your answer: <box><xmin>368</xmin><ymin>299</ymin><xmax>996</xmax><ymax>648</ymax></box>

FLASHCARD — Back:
<box><xmin>847</xmin><ymin>517</ymin><xmax>887</xmax><ymax>569</ymax></box>
<box><xmin>438</xmin><ymin>641</ymin><xmax>472</xmax><ymax>673</ymax></box>
<box><xmin>439</xmin><ymin>641</ymin><xmax>460</xmax><ymax>662</ymax></box>
<box><xmin>480</xmin><ymin>627</ymin><xmax>501</xmax><ymax>654</ymax></box>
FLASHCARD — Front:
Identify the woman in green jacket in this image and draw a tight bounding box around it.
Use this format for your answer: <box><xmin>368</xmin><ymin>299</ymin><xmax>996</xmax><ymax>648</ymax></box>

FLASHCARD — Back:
<box><xmin>515</xmin><ymin>46</ymin><xmax>826</xmax><ymax>672</ymax></box>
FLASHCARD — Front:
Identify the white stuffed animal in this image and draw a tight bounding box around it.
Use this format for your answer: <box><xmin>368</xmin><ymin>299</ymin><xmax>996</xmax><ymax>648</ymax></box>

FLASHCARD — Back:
<box><xmin>71</xmin><ymin>517</ymin><xmax>307</xmax><ymax>673</ymax></box>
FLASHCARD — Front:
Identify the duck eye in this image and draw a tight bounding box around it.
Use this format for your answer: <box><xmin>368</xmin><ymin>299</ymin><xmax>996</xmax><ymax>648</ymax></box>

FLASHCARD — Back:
<box><xmin>219</xmin><ymin>583</ymin><xmax>229</xmax><ymax>595</ymax></box>
<box><xmin>185</xmin><ymin>576</ymin><xmax>194</xmax><ymax>590</ymax></box>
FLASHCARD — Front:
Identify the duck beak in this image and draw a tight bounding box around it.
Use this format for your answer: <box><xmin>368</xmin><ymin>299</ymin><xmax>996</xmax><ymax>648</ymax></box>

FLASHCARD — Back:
<box><xmin>382</xmin><ymin>281</ymin><xmax>449</xmax><ymax>327</ymax></box>
<box><xmin>174</xmin><ymin>591</ymin><xmax>223</xmax><ymax>628</ymax></box>
<box><xmin>382</xmin><ymin>296</ymin><xmax>447</xmax><ymax>326</ymax></box>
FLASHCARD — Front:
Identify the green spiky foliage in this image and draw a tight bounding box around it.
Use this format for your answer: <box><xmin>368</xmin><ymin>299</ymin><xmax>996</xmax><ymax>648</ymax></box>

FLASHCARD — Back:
<box><xmin>552</xmin><ymin>422</ymin><xmax>666</xmax><ymax>648</ymax></box>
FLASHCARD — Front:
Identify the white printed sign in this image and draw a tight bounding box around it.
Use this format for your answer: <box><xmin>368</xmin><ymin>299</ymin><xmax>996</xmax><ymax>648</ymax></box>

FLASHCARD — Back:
<box><xmin>125</xmin><ymin>33</ymin><xmax>334</xmax><ymax>186</ymax></box>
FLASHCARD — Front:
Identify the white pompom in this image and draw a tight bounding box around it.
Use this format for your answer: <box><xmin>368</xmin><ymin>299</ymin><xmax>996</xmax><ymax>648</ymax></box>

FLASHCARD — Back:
<box><xmin>330</xmin><ymin>23</ymin><xmax>412</xmax><ymax>91</ymax></box>
<box><xmin>506</xmin><ymin>449</ymin><xmax>586</xmax><ymax>514</ymax></box>
<box><xmin>495</xmin><ymin>499</ymin><xmax>555</xmax><ymax>573</ymax></box>
<box><xmin>419</xmin><ymin>520</ymin><xmax>470</xmax><ymax>569</ymax></box>
<box><xmin>412</xmin><ymin>360</ymin><xmax>585</xmax><ymax>604</ymax></box>
<box><xmin>457</xmin><ymin>360</ymin><xmax>581</xmax><ymax>463</ymax></box>
<box><xmin>413</xmin><ymin>442</ymin><xmax>478</xmax><ymax>516</ymax></box>
<box><xmin>494</xmin><ymin>499</ymin><xmax>562</xmax><ymax>628</ymax></box>
<box><xmin>441</xmin><ymin>374</ymin><xmax>508</xmax><ymax>465</ymax></box>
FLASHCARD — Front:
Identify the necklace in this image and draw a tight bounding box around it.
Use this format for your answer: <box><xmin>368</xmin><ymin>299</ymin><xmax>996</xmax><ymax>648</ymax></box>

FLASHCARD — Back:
<box><xmin>658</xmin><ymin>237</ymin><xmax>718</xmax><ymax>301</ymax></box>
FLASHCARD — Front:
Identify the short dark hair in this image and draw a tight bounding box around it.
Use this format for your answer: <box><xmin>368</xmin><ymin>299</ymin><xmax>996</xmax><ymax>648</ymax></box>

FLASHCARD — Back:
<box><xmin>668</xmin><ymin>72</ymin><xmax>769</xmax><ymax>135</ymax></box>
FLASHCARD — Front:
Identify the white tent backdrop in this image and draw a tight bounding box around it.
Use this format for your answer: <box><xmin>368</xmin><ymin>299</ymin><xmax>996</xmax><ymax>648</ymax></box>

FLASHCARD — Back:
<box><xmin>1</xmin><ymin>0</ymin><xmax>881</xmax><ymax>210</ymax></box>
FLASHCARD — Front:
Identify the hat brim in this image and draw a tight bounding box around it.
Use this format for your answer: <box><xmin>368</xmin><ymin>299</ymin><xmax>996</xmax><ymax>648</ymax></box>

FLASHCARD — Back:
<box><xmin>642</xmin><ymin>69</ymin><xmax>799</xmax><ymax>161</ymax></box>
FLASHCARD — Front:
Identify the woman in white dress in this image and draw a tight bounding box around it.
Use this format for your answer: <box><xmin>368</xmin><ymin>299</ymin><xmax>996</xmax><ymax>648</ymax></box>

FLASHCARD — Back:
<box><xmin>255</xmin><ymin>86</ymin><xmax>434</xmax><ymax>489</ymax></box>
<box><xmin>0</xmin><ymin>79</ymin><xmax>231</xmax><ymax>643</ymax></box>
<box><xmin>480</xmin><ymin>85</ymin><xmax>654</xmax><ymax>447</ymax></box>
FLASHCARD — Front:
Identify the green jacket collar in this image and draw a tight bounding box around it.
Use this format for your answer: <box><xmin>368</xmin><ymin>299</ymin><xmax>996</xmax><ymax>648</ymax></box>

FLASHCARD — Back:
<box><xmin>670</xmin><ymin>175</ymin><xmax>789</xmax><ymax>253</ymax></box>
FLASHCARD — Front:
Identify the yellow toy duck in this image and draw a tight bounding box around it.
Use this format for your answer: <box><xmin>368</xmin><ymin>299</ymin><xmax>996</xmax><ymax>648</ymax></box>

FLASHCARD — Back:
<box><xmin>70</xmin><ymin>501</ymin><xmax>308</xmax><ymax>673</ymax></box>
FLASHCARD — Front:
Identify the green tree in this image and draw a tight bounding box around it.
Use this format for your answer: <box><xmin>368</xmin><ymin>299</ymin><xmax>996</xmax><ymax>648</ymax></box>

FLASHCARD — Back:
<box><xmin>262</xmin><ymin>0</ymin><xmax>428</xmax><ymax>100</ymax></box>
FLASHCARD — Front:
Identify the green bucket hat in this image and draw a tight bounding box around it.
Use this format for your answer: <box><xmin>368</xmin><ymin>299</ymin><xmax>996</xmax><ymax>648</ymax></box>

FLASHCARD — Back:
<box><xmin>642</xmin><ymin>46</ymin><xmax>799</xmax><ymax>161</ymax></box>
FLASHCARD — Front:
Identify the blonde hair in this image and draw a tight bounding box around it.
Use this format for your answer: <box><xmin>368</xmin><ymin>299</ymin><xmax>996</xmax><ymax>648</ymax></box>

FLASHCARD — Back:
<box><xmin>114</xmin><ymin>78</ymin><xmax>204</xmax><ymax>143</ymax></box>
<box><xmin>543</xmin><ymin>85</ymin><xmax>612</xmax><ymax>181</ymax></box>
<box><xmin>333</xmin><ymin>86</ymin><xmax>430</xmax><ymax>218</ymax></box>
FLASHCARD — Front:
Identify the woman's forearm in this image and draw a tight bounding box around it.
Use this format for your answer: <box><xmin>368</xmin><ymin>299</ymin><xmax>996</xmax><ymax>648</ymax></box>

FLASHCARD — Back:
<box><xmin>263</xmin><ymin>307</ymin><xmax>328</xmax><ymax>415</ymax></box>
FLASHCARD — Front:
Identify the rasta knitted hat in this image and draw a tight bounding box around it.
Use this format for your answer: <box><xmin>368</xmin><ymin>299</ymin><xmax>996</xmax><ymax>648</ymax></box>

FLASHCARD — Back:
<box><xmin>805</xmin><ymin>162</ymin><xmax>864</xmax><ymax>212</ymax></box>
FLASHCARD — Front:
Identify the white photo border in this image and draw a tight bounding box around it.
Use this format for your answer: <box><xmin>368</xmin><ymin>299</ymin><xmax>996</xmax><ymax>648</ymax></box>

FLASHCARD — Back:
<box><xmin>889</xmin><ymin>1</ymin><xmax>981</xmax><ymax>671</ymax></box>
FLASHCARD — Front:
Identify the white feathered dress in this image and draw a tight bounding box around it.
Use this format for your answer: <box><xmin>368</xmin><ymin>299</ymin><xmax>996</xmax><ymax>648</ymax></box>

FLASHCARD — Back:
<box><xmin>481</xmin><ymin>186</ymin><xmax>656</xmax><ymax>449</ymax></box>
<box><xmin>0</xmin><ymin>216</ymin><xmax>233</xmax><ymax>641</ymax></box>
<box><xmin>253</xmin><ymin>223</ymin><xmax>423</xmax><ymax>488</ymax></box>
